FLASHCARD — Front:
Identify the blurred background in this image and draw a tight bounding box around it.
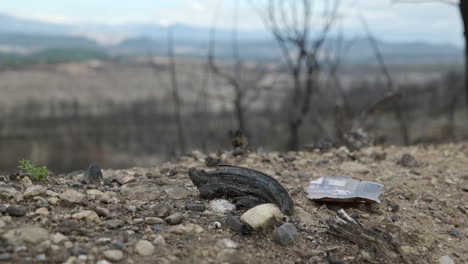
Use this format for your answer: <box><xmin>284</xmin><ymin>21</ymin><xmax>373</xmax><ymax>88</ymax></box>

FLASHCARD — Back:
<box><xmin>0</xmin><ymin>0</ymin><xmax>464</xmax><ymax>173</ymax></box>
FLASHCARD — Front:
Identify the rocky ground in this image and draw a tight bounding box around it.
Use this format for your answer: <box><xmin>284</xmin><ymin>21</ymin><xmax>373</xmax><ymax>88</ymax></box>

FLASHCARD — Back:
<box><xmin>0</xmin><ymin>143</ymin><xmax>467</xmax><ymax>264</ymax></box>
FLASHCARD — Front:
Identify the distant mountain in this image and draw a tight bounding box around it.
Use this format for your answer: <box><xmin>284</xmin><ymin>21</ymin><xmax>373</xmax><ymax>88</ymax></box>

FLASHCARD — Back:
<box><xmin>0</xmin><ymin>13</ymin><xmax>462</xmax><ymax>65</ymax></box>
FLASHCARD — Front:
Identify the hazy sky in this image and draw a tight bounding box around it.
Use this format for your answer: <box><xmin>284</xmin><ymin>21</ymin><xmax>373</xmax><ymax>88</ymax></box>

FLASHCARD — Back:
<box><xmin>0</xmin><ymin>0</ymin><xmax>462</xmax><ymax>45</ymax></box>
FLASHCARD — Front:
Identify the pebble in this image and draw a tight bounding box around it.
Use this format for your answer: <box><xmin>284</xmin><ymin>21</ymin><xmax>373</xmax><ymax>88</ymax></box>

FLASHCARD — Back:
<box><xmin>152</xmin><ymin>203</ymin><xmax>172</xmax><ymax>218</ymax></box>
<box><xmin>209</xmin><ymin>199</ymin><xmax>236</xmax><ymax>213</ymax></box>
<box><xmin>35</xmin><ymin>207</ymin><xmax>49</xmax><ymax>216</ymax></box>
<box><xmin>114</xmin><ymin>170</ymin><xmax>135</xmax><ymax>185</ymax></box>
<box><xmin>52</xmin><ymin>232</ymin><xmax>68</xmax><ymax>244</ymax></box>
<box><xmin>164</xmin><ymin>185</ymin><xmax>190</xmax><ymax>199</ymax></box>
<box><xmin>449</xmin><ymin>229</ymin><xmax>463</xmax><ymax>239</ymax></box>
<box><xmin>145</xmin><ymin>217</ymin><xmax>165</xmax><ymax>225</ymax></box>
<box><xmin>127</xmin><ymin>205</ymin><xmax>137</xmax><ymax>212</ymax></box>
<box><xmin>72</xmin><ymin>210</ymin><xmax>100</xmax><ymax>222</ymax></box>
<box><xmin>60</xmin><ymin>190</ymin><xmax>86</xmax><ymax>204</ymax></box>
<box><xmin>106</xmin><ymin>219</ymin><xmax>125</xmax><ymax>229</ymax></box>
<box><xmin>0</xmin><ymin>253</ymin><xmax>12</xmax><ymax>261</ymax></box>
<box><xmin>3</xmin><ymin>226</ymin><xmax>49</xmax><ymax>244</ymax></box>
<box><xmin>20</xmin><ymin>177</ymin><xmax>33</xmax><ymax>188</ymax></box>
<box><xmin>185</xmin><ymin>203</ymin><xmax>206</xmax><ymax>212</ymax></box>
<box><xmin>35</xmin><ymin>198</ymin><xmax>50</xmax><ymax>209</ymax></box>
<box><xmin>24</xmin><ymin>185</ymin><xmax>46</xmax><ymax>198</ymax></box>
<box><xmin>185</xmin><ymin>223</ymin><xmax>204</xmax><ymax>233</ymax></box>
<box><xmin>135</xmin><ymin>240</ymin><xmax>154</xmax><ymax>256</ymax></box>
<box><xmin>273</xmin><ymin>223</ymin><xmax>298</xmax><ymax>246</ymax></box>
<box><xmin>0</xmin><ymin>185</ymin><xmax>18</xmax><ymax>198</ymax></box>
<box><xmin>152</xmin><ymin>224</ymin><xmax>165</xmax><ymax>232</ymax></box>
<box><xmin>165</xmin><ymin>212</ymin><xmax>184</xmax><ymax>225</ymax></box>
<box><xmin>240</xmin><ymin>203</ymin><xmax>283</xmax><ymax>230</ymax></box>
<box><xmin>391</xmin><ymin>215</ymin><xmax>399</xmax><ymax>222</ymax></box>
<box><xmin>47</xmin><ymin>197</ymin><xmax>59</xmax><ymax>205</ymax></box>
<box><xmin>120</xmin><ymin>182</ymin><xmax>162</xmax><ymax>202</ymax></box>
<box><xmin>216</xmin><ymin>249</ymin><xmax>244</xmax><ymax>264</ymax></box>
<box><xmin>152</xmin><ymin>235</ymin><xmax>166</xmax><ymax>246</ymax></box>
<box><xmin>217</xmin><ymin>239</ymin><xmax>239</xmax><ymax>249</ymax></box>
<box><xmin>83</xmin><ymin>163</ymin><xmax>103</xmax><ymax>185</ymax></box>
<box><xmin>103</xmin><ymin>249</ymin><xmax>124</xmax><ymax>262</ymax></box>
<box><xmin>5</xmin><ymin>205</ymin><xmax>26</xmax><ymax>217</ymax></box>
<box><xmin>439</xmin><ymin>255</ymin><xmax>455</xmax><ymax>264</ymax></box>
<box><xmin>339</xmin><ymin>161</ymin><xmax>370</xmax><ymax>174</ymax></box>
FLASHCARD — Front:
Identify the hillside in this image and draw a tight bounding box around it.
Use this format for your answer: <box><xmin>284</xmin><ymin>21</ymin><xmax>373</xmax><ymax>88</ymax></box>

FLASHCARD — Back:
<box><xmin>0</xmin><ymin>143</ymin><xmax>466</xmax><ymax>263</ymax></box>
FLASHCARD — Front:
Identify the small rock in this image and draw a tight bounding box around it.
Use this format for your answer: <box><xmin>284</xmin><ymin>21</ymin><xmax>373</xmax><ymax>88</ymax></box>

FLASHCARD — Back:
<box><xmin>5</xmin><ymin>205</ymin><xmax>26</xmax><ymax>217</ymax></box>
<box><xmin>20</xmin><ymin>176</ymin><xmax>33</xmax><ymax>188</ymax></box>
<box><xmin>217</xmin><ymin>239</ymin><xmax>238</xmax><ymax>249</ymax></box>
<box><xmin>127</xmin><ymin>205</ymin><xmax>137</xmax><ymax>212</ymax></box>
<box><xmin>339</xmin><ymin>161</ymin><xmax>370</xmax><ymax>174</ymax></box>
<box><xmin>135</xmin><ymin>240</ymin><xmax>154</xmax><ymax>256</ymax></box>
<box><xmin>96</xmin><ymin>260</ymin><xmax>112</xmax><ymax>264</ymax></box>
<box><xmin>215</xmin><ymin>249</ymin><xmax>244</xmax><ymax>264</ymax></box>
<box><xmin>152</xmin><ymin>235</ymin><xmax>166</xmax><ymax>246</ymax></box>
<box><xmin>240</xmin><ymin>203</ymin><xmax>283</xmax><ymax>230</ymax></box>
<box><xmin>45</xmin><ymin>190</ymin><xmax>59</xmax><ymax>197</ymax></box>
<box><xmin>120</xmin><ymin>182</ymin><xmax>162</xmax><ymax>202</ymax></box>
<box><xmin>0</xmin><ymin>219</ymin><xmax>5</xmax><ymax>228</ymax></box>
<box><xmin>35</xmin><ymin>207</ymin><xmax>49</xmax><ymax>216</ymax></box>
<box><xmin>52</xmin><ymin>233</ymin><xmax>68</xmax><ymax>244</ymax></box>
<box><xmin>106</xmin><ymin>219</ymin><xmax>125</xmax><ymax>229</ymax></box>
<box><xmin>24</xmin><ymin>185</ymin><xmax>46</xmax><ymax>198</ymax></box>
<box><xmin>94</xmin><ymin>206</ymin><xmax>111</xmax><ymax>217</ymax></box>
<box><xmin>3</xmin><ymin>226</ymin><xmax>49</xmax><ymax>244</ymax></box>
<box><xmin>0</xmin><ymin>253</ymin><xmax>12</xmax><ymax>261</ymax></box>
<box><xmin>165</xmin><ymin>212</ymin><xmax>184</xmax><ymax>225</ymax></box>
<box><xmin>273</xmin><ymin>223</ymin><xmax>298</xmax><ymax>246</ymax></box>
<box><xmin>397</xmin><ymin>153</ymin><xmax>420</xmax><ymax>168</ymax></box>
<box><xmin>391</xmin><ymin>215</ymin><xmax>399</xmax><ymax>222</ymax></box>
<box><xmin>152</xmin><ymin>224</ymin><xmax>165</xmax><ymax>232</ymax></box>
<box><xmin>83</xmin><ymin>163</ymin><xmax>103</xmax><ymax>185</ymax></box>
<box><xmin>209</xmin><ymin>199</ymin><xmax>236</xmax><ymax>213</ymax></box>
<box><xmin>35</xmin><ymin>198</ymin><xmax>50</xmax><ymax>209</ymax></box>
<box><xmin>96</xmin><ymin>237</ymin><xmax>112</xmax><ymax>245</ymax></box>
<box><xmin>0</xmin><ymin>185</ymin><xmax>18</xmax><ymax>198</ymax></box>
<box><xmin>164</xmin><ymin>185</ymin><xmax>190</xmax><ymax>199</ymax></box>
<box><xmin>438</xmin><ymin>256</ymin><xmax>455</xmax><ymax>264</ymax></box>
<box><xmin>114</xmin><ymin>170</ymin><xmax>135</xmax><ymax>185</ymax></box>
<box><xmin>152</xmin><ymin>203</ymin><xmax>171</xmax><ymax>217</ymax></box>
<box><xmin>60</xmin><ymin>190</ymin><xmax>86</xmax><ymax>204</ymax></box>
<box><xmin>462</xmin><ymin>185</ymin><xmax>468</xmax><ymax>192</ymax></box>
<box><xmin>185</xmin><ymin>223</ymin><xmax>204</xmax><ymax>233</ymax></box>
<box><xmin>47</xmin><ymin>197</ymin><xmax>59</xmax><ymax>205</ymax></box>
<box><xmin>449</xmin><ymin>229</ymin><xmax>463</xmax><ymax>239</ymax></box>
<box><xmin>72</xmin><ymin>210</ymin><xmax>100</xmax><ymax>222</ymax></box>
<box><xmin>167</xmin><ymin>225</ymin><xmax>186</xmax><ymax>235</ymax></box>
<box><xmin>387</xmin><ymin>203</ymin><xmax>400</xmax><ymax>212</ymax></box>
<box><xmin>145</xmin><ymin>217</ymin><xmax>164</xmax><ymax>225</ymax></box>
<box><xmin>103</xmin><ymin>249</ymin><xmax>124</xmax><ymax>262</ymax></box>
<box><xmin>185</xmin><ymin>203</ymin><xmax>205</xmax><ymax>212</ymax></box>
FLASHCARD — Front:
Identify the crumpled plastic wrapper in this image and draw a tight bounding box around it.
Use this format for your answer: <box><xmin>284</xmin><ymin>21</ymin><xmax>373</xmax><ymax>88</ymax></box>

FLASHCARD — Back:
<box><xmin>305</xmin><ymin>176</ymin><xmax>384</xmax><ymax>203</ymax></box>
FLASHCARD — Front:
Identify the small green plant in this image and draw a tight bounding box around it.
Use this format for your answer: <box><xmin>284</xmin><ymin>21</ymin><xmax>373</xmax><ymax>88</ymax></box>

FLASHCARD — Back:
<box><xmin>18</xmin><ymin>159</ymin><xmax>49</xmax><ymax>181</ymax></box>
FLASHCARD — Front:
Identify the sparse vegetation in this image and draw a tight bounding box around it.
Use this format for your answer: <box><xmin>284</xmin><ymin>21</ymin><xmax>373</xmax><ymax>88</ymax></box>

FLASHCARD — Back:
<box><xmin>17</xmin><ymin>159</ymin><xmax>49</xmax><ymax>181</ymax></box>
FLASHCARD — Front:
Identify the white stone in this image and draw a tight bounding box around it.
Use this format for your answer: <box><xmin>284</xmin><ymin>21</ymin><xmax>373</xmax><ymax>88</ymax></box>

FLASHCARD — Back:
<box><xmin>72</xmin><ymin>210</ymin><xmax>100</xmax><ymax>222</ymax></box>
<box><xmin>209</xmin><ymin>199</ymin><xmax>236</xmax><ymax>213</ymax></box>
<box><xmin>135</xmin><ymin>240</ymin><xmax>154</xmax><ymax>256</ymax></box>
<box><xmin>240</xmin><ymin>203</ymin><xmax>283</xmax><ymax>230</ymax></box>
<box><xmin>439</xmin><ymin>256</ymin><xmax>455</xmax><ymax>264</ymax></box>
<box><xmin>103</xmin><ymin>249</ymin><xmax>124</xmax><ymax>262</ymax></box>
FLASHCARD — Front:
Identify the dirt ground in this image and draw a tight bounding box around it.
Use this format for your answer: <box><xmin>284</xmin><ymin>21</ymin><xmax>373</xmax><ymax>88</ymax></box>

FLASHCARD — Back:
<box><xmin>0</xmin><ymin>142</ymin><xmax>467</xmax><ymax>264</ymax></box>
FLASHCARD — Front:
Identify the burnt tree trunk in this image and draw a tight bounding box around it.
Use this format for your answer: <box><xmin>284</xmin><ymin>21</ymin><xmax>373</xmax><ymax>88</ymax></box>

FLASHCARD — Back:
<box><xmin>460</xmin><ymin>1</ymin><xmax>468</xmax><ymax>119</ymax></box>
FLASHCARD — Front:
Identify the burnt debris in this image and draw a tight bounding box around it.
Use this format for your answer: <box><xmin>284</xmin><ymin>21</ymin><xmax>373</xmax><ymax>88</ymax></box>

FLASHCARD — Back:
<box><xmin>188</xmin><ymin>165</ymin><xmax>294</xmax><ymax>215</ymax></box>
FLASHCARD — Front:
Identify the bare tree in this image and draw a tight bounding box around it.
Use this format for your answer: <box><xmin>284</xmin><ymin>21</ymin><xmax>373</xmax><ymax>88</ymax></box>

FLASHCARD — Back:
<box><xmin>253</xmin><ymin>0</ymin><xmax>339</xmax><ymax>150</ymax></box>
<box><xmin>209</xmin><ymin>0</ymin><xmax>268</xmax><ymax>135</ymax></box>
<box><xmin>393</xmin><ymin>0</ymin><xmax>468</xmax><ymax>120</ymax></box>
<box><xmin>167</xmin><ymin>28</ymin><xmax>187</xmax><ymax>154</ymax></box>
<box><xmin>359</xmin><ymin>15</ymin><xmax>410</xmax><ymax>145</ymax></box>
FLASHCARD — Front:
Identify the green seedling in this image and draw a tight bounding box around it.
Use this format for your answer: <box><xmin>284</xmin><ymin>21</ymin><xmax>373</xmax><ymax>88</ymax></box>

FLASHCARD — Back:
<box><xmin>18</xmin><ymin>159</ymin><xmax>49</xmax><ymax>181</ymax></box>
